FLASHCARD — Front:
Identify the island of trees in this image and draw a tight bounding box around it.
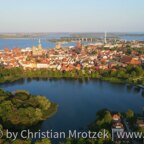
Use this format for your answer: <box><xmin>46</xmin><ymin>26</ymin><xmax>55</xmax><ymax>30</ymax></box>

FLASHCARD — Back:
<box><xmin>0</xmin><ymin>89</ymin><xmax>57</xmax><ymax>144</ymax></box>
<box><xmin>0</xmin><ymin>89</ymin><xmax>57</xmax><ymax>128</ymax></box>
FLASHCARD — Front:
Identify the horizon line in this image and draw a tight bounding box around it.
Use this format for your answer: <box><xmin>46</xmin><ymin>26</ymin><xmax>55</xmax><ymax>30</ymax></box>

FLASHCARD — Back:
<box><xmin>0</xmin><ymin>32</ymin><xmax>144</xmax><ymax>34</ymax></box>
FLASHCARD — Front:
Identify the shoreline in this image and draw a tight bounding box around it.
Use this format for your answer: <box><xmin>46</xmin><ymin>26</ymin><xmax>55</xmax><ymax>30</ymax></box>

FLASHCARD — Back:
<box><xmin>0</xmin><ymin>75</ymin><xmax>143</xmax><ymax>90</ymax></box>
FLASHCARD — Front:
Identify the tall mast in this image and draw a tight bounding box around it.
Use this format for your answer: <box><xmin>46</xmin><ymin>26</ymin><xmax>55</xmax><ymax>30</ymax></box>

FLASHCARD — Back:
<box><xmin>104</xmin><ymin>32</ymin><xmax>107</xmax><ymax>44</ymax></box>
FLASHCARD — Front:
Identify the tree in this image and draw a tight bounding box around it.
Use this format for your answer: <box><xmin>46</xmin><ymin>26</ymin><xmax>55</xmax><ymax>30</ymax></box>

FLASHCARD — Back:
<box><xmin>0</xmin><ymin>101</ymin><xmax>14</xmax><ymax>122</ymax></box>
<box><xmin>104</xmin><ymin>111</ymin><xmax>112</xmax><ymax>124</ymax></box>
<box><xmin>36</xmin><ymin>96</ymin><xmax>51</xmax><ymax>110</ymax></box>
<box><xmin>12</xmin><ymin>139</ymin><xmax>31</xmax><ymax>144</ymax></box>
<box><xmin>96</xmin><ymin>119</ymin><xmax>104</xmax><ymax>128</ymax></box>
<box><xmin>110</xmin><ymin>71</ymin><xmax>117</xmax><ymax>77</ymax></box>
<box><xmin>131</xmin><ymin>71</ymin><xmax>136</xmax><ymax>77</ymax></box>
<box><xmin>126</xmin><ymin>109</ymin><xmax>134</xmax><ymax>119</ymax></box>
<box><xmin>117</xmin><ymin>70</ymin><xmax>126</xmax><ymax>79</ymax></box>
<box><xmin>134</xmin><ymin>66</ymin><xmax>143</xmax><ymax>76</ymax></box>
<box><xmin>137</xmin><ymin>128</ymin><xmax>144</xmax><ymax>136</ymax></box>
<box><xmin>35</xmin><ymin>139</ymin><xmax>51</xmax><ymax>144</ymax></box>
<box><xmin>77</xmin><ymin>138</ymin><xmax>87</xmax><ymax>144</ymax></box>
<box><xmin>0</xmin><ymin>89</ymin><xmax>57</xmax><ymax>128</ymax></box>
<box><xmin>0</xmin><ymin>124</ymin><xmax>3</xmax><ymax>130</ymax></box>
<box><xmin>35</xmin><ymin>108</ymin><xmax>43</xmax><ymax>120</ymax></box>
<box><xmin>61</xmin><ymin>138</ymin><xmax>73</xmax><ymax>144</ymax></box>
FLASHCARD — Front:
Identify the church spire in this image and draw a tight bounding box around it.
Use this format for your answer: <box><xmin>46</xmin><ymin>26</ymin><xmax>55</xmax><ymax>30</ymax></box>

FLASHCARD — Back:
<box><xmin>104</xmin><ymin>32</ymin><xmax>107</xmax><ymax>44</ymax></box>
<box><xmin>39</xmin><ymin>39</ymin><xmax>41</xmax><ymax>45</ymax></box>
<box><xmin>38</xmin><ymin>39</ymin><xmax>42</xmax><ymax>50</ymax></box>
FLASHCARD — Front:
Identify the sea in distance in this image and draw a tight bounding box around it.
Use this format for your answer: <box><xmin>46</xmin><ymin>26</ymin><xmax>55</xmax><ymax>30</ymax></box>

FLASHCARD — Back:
<box><xmin>0</xmin><ymin>32</ymin><xmax>144</xmax><ymax>50</ymax></box>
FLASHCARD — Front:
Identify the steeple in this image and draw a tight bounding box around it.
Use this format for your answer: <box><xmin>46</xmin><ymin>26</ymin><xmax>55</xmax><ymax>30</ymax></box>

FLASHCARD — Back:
<box><xmin>38</xmin><ymin>39</ymin><xmax>41</xmax><ymax>45</ymax></box>
<box><xmin>104</xmin><ymin>32</ymin><xmax>107</xmax><ymax>44</ymax></box>
<box><xmin>38</xmin><ymin>39</ymin><xmax>42</xmax><ymax>50</ymax></box>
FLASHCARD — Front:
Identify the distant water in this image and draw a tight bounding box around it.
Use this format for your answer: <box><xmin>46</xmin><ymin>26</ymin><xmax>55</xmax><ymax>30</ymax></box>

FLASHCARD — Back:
<box><xmin>120</xmin><ymin>35</ymin><xmax>144</xmax><ymax>41</ymax></box>
<box><xmin>0</xmin><ymin>33</ymin><xmax>90</xmax><ymax>50</ymax></box>
<box><xmin>0</xmin><ymin>39</ymin><xmax>55</xmax><ymax>49</ymax></box>
<box><xmin>0</xmin><ymin>39</ymin><xmax>92</xmax><ymax>50</ymax></box>
<box><xmin>0</xmin><ymin>33</ymin><xmax>69</xmax><ymax>50</ymax></box>
<box><xmin>0</xmin><ymin>33</ymin><xmax>144</xmax><ymax>50</ymax></box>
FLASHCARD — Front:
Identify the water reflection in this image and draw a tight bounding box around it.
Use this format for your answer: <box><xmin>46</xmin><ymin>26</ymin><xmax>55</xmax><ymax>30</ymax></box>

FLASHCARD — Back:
<box><xmin>0</xmin><ymin>78</ymin><xmax>25</xmax><ymax>87</ymax></box>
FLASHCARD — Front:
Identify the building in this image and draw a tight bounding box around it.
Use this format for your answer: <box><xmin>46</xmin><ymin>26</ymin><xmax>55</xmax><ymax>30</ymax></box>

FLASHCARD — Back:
<box><xmin>112</xmin><ymin>122</ymin><xmax>124</xmax><ymax>129</ymax></box>
<box><xmin>56</xmin><ymin>42</ymin><xmax>61</xmax><ymax>49</ymax></box>
<box><xmin>32</xmin><ymin>39</ymin><xmax>43</xmax><ymax>56</ymax></box>
<box><xmin>37</xmin><ymin>63</ymin><xmax>49</xmax><ymax>69</ymax></box>
<box><xmin>136</xmin><ymin>119</ymin><xmax>144</xmax><ymax>128</ymax></box>
<box><xmin>76</xmin><ymin>41</ymin><xmax>82</xmax><ymax>49</ymax></box>
<box><xmin>112</xmin><ymin>114</ymin><xmax>121</xmax><ymax>122</ymax></box>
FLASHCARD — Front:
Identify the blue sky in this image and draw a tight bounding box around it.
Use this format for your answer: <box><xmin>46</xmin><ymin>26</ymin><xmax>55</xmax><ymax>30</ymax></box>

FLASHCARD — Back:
<box><xmin>0</xmin><ymin>0</ymin><xmax>144</xmax><ymax>32</ymax></box>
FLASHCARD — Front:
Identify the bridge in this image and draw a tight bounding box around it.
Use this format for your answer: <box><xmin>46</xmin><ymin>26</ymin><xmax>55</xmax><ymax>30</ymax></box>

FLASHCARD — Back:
<box><xmin>0</xmin><ymin>37</ymin><xmax>117</xmax><ymax>43</ymax></box>
<box><xmin>1</xmin><ymin>37</ymin><xmax>104</xmax><ymax>42</ymax></box>
<box><xmin>57</xmin><ymin>37</ymin><xmax>108</xmax><ymax>42</ymax></box>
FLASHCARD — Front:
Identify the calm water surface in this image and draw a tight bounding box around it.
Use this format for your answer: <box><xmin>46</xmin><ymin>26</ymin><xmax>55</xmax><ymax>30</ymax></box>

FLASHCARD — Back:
<box><xmin>1</xmin><ymin>79</ymin><xmax>144</xmax><ymax>129</ymax></box>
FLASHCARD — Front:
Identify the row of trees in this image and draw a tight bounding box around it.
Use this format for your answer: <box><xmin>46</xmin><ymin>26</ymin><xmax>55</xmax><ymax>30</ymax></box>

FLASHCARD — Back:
<box><xmin>0</xmin><ymin>65</ymin><xmax>143</xmax><ymax>85</ymax></box>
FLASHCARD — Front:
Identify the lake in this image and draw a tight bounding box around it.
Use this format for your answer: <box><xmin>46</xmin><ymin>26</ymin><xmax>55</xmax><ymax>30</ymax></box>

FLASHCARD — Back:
<box><xmin>0</xmin><ymin>79</ymin><xmax>144</xmax><ymax>143</ymax></box>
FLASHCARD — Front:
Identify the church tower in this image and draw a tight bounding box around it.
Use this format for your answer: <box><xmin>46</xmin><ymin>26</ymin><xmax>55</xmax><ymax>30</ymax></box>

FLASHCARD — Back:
<box><xmin>32</xmin><ymin>39</ymin><xmax>43</xmax><ymax>56</ymax></box>
<box><xmin>104</xmin><ymin>32</ymin><xmax>107</xmax><ymax>44</ymax></box>
<box><xmin>56</xmin><ymin>42</ymin><xmax>61</xmax><ymax>49</ymax></box>
<box><xmin>38</xmin><ymin>39</ymin><xmax>42</xmax><ymax>50</ymax></box>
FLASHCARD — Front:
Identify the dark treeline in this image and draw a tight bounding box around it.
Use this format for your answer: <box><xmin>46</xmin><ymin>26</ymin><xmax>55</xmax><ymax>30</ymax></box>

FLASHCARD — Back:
<box><xmin>0</xmin><ymin>65</ymin><xmax>144</xmax><ymax>85</ymax></box>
